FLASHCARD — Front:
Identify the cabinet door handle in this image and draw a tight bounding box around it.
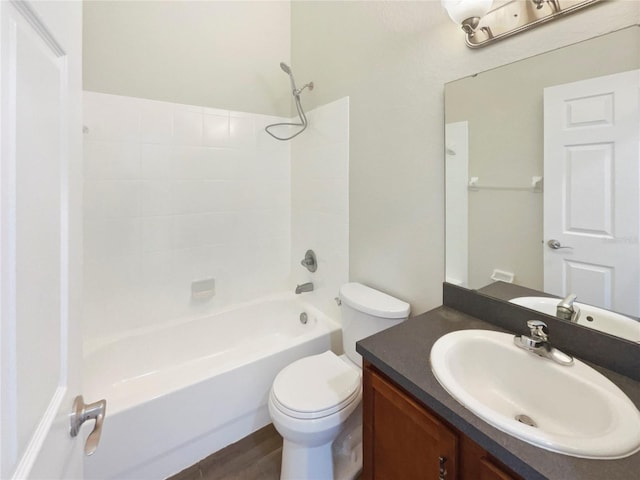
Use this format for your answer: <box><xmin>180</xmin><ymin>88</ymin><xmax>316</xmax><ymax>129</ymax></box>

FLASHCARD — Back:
<box><xmin>438</xmin><ymin>456</ymin><xmax>448</xmax><ymax>479</ymax></box>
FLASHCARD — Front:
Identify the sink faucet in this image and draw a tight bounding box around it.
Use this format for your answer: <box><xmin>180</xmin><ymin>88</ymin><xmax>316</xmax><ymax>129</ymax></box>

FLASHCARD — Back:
<box><xmin>514</xmin><ymin>320</ymin><xmax>574</xmax><ymax>366</ymax></box>
<box><xmin>295</xmin><ymin>282</ymin><xmax>314</xmax><ymax>294</ymax></box>
<box><xmin>556</xmin><ymin>293</ymin><xmax>579</xmax><ymax>322</ymax></box>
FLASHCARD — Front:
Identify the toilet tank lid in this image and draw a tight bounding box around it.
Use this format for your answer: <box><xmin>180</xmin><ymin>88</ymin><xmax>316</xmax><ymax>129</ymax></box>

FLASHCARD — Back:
<box><xmin>339</xmin><ymin>283</ymin><xmax>410</xmax><ymax>319</ymax></box>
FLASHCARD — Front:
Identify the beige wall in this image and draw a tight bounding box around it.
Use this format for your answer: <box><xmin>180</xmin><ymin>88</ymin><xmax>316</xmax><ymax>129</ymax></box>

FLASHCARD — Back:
<box><xmin>83</xmin><ymin>1</ymin><xmax>292</xmax><ymax>116</ymax></box>
<box><xmin>83</xmin><ymin>1</ymin><xmax>640</xmax><ymax>316</ymax></box>
<box><xmin>291</xmin><ymin>1</ymin><xmax>640</xmax><ymax>315</ymax></box>
<box><xmin>446</xmin><ymin>27</ymin><xmax>640</xmax><ymax>291</ymax></box>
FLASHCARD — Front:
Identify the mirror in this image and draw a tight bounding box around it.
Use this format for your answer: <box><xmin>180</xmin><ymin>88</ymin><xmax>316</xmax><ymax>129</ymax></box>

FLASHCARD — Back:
<box><xmin>445</xmin><ymin>25</ymin><xmax>640</xmax><ymax>343</ymax></box>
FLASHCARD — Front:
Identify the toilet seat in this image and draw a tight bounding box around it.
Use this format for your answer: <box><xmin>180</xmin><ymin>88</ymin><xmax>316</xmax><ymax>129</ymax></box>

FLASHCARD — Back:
<box><xmin>271</xmin><ymin>351</ymin><xmax>361</xmax><ymax>420</ymax></box>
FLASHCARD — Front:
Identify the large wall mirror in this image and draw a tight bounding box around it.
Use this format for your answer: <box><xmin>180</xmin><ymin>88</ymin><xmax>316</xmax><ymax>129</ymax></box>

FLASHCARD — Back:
<box><xmin>445</xmin><ymin>25</ymin><xmax>640</xmax><ymax>343</ymax></box>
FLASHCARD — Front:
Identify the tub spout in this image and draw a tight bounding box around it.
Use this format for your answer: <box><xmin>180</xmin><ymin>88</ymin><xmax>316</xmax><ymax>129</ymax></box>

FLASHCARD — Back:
<box><xmin>295</xmin><ymin>282</ymin><xmax>314</xmax><ymax>294</ymax></box>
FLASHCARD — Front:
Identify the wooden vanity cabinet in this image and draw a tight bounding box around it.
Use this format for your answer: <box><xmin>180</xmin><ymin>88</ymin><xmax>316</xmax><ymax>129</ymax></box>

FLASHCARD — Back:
<box><xmin>363</xmin><ymin>362</ymin><xmax>521</xmax><ymax>480</ymax></box>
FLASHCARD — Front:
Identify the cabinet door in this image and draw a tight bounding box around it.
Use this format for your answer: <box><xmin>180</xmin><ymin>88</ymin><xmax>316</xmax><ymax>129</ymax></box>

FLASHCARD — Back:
<box><xmin>363</xmin><ymin>366</ymin><xmax>458</xmax><ymax>480</ymax></box>
<box><xmin>459</xmin><ymin>434</ymin><xmax>520</xmax><ymax>480</ymax></box>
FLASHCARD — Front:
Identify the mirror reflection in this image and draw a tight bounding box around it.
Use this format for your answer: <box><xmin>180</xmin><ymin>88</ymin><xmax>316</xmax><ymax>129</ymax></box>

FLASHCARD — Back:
<box><xmin>445</xmin><ymin>25</ymin><xmax>640</xmax><ymax>342</ymax></box>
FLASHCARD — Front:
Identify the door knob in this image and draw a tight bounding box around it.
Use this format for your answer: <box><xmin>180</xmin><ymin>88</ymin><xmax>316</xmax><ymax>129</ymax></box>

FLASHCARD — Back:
<box><xmin>69</xmin><ymin>395</ymin><xmax>106</xmax><ymax>456</ymax></box>
<box><xmin>547</xmin><ymin>239</ymin><xmax>573</xmax><ymax>250</ymax></box>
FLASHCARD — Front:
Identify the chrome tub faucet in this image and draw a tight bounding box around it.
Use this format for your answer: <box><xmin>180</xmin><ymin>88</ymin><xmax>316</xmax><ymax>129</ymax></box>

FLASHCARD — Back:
<box><xmin>295</xmin><ymin>282</ymin><xmax>314</xmax><ymax>294</ymax></box>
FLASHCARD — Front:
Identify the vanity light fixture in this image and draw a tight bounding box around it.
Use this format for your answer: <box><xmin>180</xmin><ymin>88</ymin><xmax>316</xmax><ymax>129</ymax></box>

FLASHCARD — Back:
<box><xmin>441</xmin><ymin>0</ymin><xmax>603</xmax><ymax>48</ymax></box>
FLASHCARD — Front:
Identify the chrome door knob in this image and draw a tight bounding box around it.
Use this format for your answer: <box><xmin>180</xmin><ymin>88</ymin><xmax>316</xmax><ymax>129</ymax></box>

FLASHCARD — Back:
<box><xmin>70</xmin><ymin>395</ymin><xmax>106</xmax><ymax>455</ymax></box>
<box><xmin>547</xmin><ymin>239</ymin><xmax>573</xmax><ymax>250</ymax></box>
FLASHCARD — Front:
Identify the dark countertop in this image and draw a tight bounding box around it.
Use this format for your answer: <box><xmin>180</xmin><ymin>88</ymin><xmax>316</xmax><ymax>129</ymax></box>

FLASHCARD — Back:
<box><xmin>356</xmin><ymin>306</ymin><xmax>640</xmax><ymax>480</ymax></box>
<box><xmin>477</xmin><ymin>281</ymin><xmax>557</xmax><ymax>302</ymax></box>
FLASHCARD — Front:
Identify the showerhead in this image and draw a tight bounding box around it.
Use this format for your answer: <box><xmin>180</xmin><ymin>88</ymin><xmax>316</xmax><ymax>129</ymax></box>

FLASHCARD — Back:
<box><xmin>280</xmin><ymin>62</ymin><xmax>291</xmax><ymax>74</ymax></box>
<box><xmin>279</xmin><ymin>61</ymin><xmax>298</xmax><ymax>96</ymax></box>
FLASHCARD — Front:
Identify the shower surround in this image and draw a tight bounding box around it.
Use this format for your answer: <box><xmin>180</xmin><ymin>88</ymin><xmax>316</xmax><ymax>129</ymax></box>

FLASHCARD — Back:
<box><xmin>82</xmin><ymin>92</ymin><xmax>349</xmax><ymax>478</ymax></box>
<box><xmin>83</xmin><ymin>92</ymin><xmax>292</xmax><ymax>344</ymax></box>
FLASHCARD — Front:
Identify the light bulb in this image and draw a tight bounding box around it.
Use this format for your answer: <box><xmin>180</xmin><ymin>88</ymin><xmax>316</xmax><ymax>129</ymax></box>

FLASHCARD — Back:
<box><xmin>441</xmin><ymin>0</ymin><xmax>493</xmax><ymax>24</ymax></box>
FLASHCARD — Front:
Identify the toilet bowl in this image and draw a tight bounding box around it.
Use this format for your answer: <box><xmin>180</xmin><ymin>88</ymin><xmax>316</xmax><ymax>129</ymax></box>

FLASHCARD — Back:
<box><xmin>269</xmin><ymin>283</ymin><xmax>410</xmax><ymax>480</ymax></box>
<box><xmin>269</xmin><ymin>351</ymin><xmax>362</xmax><ymax>480</ymax></box>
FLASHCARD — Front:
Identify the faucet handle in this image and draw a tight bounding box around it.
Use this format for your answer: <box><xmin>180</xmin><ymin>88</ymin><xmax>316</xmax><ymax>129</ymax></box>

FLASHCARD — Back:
<box><xmin>300</xmin><ymin>250</ymin><xmax>317</xmax><ymax>272</ymax></box>
<box><xmin>526</xmin><ymin>320</ymin><xmax>548</xmax><ymax>341</ymax></box>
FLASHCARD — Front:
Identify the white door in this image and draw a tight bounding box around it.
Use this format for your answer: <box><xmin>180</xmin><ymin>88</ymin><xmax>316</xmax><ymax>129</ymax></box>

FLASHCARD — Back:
<box><xmin>543</xmin><ymin>69</ymin><xmax>640</xmax><ymax>317</ymax></box>
<box><xmin>0</xmin><ymin>1</ymin><xmax>90</xmax><ymax>478</ymax></box>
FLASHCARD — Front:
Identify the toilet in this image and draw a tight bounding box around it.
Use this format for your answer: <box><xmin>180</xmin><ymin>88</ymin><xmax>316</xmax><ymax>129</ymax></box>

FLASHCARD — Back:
<box><xmin>268</xmin><ymin>282</ymin><xmax>410</xmax><ymax>480</ymax></box>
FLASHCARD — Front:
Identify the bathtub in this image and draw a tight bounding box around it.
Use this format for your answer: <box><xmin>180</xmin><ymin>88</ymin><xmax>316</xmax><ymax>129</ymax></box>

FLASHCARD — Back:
<box><xmin>83</xmin><ymin>294</ymin><xmax>342</xmax><ymax>480</ymax></box>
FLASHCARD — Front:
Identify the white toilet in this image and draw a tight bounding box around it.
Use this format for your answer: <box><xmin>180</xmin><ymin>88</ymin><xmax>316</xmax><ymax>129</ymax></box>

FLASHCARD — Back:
<box><xmin>268</xmin><ymin>282</ymin><xmax>410</xmax><ymax>480</ymax></box>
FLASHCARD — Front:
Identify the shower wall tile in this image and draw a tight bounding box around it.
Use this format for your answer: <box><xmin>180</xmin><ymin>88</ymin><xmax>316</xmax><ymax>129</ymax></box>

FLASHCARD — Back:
<box><xmin>140</xmin><ymin>101</ymin><xmax>174</xmax><ymax>145</ymax></box>
<box><xmin>291</xmin><ymin>97</ymin><xmax>350</xmax><ymax>322</ymax></box>
<box><xmin>203</xmin><ymin>112</ymin><xmax>230</xmax><ymax>147</ymax></box>
<box><xmin>84</xmin><ymin>141</ymin><xmax>141</xmax><ymax>180</ymax></box>
<box><xmin>229</xmin><ymin>114</ymin><xmax>256</xmax><ymax>148</ymax></box>
<box><xmin>173</xmin><ymin>108</ymin><xmax>204</xmax><ymax>146</ymax></box>
<box><xmin>141</xmin><ymin>144</ymin><xmax>172</xmax><ymax>180</ymax></box>
<box><xmin>83</xmin><ymin>94</ymin><xmax>140</xmax><ymax>143</ymax></box>
<box><xmin>83</xmin><ymin>91</ymin><xmax>292</xmax><ymax>343</ymax></box>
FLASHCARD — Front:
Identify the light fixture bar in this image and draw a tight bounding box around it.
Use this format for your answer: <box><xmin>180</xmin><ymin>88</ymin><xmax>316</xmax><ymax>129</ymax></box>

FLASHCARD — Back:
<box><xmin>463</xmin><ymin>0</ymin><xmax>603</xmax><ymax>48</ymax></box>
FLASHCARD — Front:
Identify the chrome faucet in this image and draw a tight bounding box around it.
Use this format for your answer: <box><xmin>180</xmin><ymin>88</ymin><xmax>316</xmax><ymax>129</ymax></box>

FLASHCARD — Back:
<box><xmin>514</xmin><ymin>320</ymin><xmax>574</xmax><ymax>366</ymax></box>
<box><xmin>556</xmin><ymin>293</ymin><xmax>579</xmax><ymax>322</ymax></box>
<box><xmin>295</xmin><ymin>282</ymin><xmax>314</xmax><ymax>294</ymax></box>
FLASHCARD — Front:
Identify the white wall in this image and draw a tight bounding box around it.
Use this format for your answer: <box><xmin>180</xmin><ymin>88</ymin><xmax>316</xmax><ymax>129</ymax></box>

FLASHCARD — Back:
<box><xmin>83</xmin><ymin>1</ymin><xmax>640</xmax><ymax>317</ymax></box>
<box><xmin>82</xmin><ymin>91</ymin><xmax>350</xmax><ymax>344</ymax></box>
<box><xmin>83</xmin><ymin>1</ymin><xmax>292</xmax><ymax>116</ymax></box>
<box><xmin>291</xmin><ymin>0</ymin><xmax>640</xmax><ymax>315</ymax></box>
<box><xmin>83</xmin><ymin>92</ymin><xmax>291</xmax><ymax>343</ymax></box>
<box><xmin>291</xmin><ymin>98</ymin><xmax>350</xmax><ymax>321</ymax></box>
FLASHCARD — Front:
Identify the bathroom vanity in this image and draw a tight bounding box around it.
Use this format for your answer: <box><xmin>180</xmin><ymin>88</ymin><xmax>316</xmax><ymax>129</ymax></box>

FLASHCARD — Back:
<box><xmin>363</xmin><ymin>362</ymin><xmax>521</xmax><ymax>479</ymax></box>
<box><xmin>356</xmin><ymin>285</ymin><xmax>640</xmax><ymax>480</ymax></box>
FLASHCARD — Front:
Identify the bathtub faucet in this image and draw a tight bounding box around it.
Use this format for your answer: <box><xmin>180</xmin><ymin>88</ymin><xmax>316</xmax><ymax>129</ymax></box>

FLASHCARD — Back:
<box><xmin>295</xmin><ymin>282</ymin><xmax>314</xmax><ymax>294</ymax></box>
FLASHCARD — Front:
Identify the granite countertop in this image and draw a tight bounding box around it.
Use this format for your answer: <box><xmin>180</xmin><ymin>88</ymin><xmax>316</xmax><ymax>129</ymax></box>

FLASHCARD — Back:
<box><xmin>356</xmin><ymin>306</ymin><xmax>640</xmax><ymax>480</ymax></box>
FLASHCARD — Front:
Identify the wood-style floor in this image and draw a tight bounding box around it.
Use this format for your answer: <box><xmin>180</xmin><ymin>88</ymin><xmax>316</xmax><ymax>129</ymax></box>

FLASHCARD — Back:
<box><xmin>168</xmin><ymin>424</ymin><xmax>362</xmax><ymax>480</ymax></box>
<box><xmin>168</xmin><ymin>424</ymin><xmax>283</xmax><ymax>480</ymax></box>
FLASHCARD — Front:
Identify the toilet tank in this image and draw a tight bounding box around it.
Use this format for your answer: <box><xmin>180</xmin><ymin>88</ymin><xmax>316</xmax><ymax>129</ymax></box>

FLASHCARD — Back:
<box><xmin>339</xmin><ymin>283</ymin><xmax>410</xmax><ymax>367</ymax></box>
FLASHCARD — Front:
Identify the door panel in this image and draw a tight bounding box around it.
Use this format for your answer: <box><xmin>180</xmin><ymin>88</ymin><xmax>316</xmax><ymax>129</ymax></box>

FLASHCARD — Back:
<box><xmin>564</xmin><ymin>260</ymin><xmax>613</xmax><ymax>308</ymax></box>
<box><xmin>565</xmin><ymin>143</ymin><xmax>613</xmax><ymax>236</ymax></box>
<box><xmin>15</xmin><ymin>7</ymin><xmax>64</xmax><ymax>458</ymax></box>
<box><xmin>1</xmin><ymin>1</ymin><xmax>83</xmax><ymax>478</ymax></box>
<box><xmin>544</xmin><ymin>69</ymin><xmax>640</xmax><ymax>316</ymax></box>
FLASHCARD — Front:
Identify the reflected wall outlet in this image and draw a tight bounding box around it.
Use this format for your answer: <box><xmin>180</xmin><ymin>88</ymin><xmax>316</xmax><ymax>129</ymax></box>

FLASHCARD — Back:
<box><xmin>191</xmin><ymin>278</ymin><xmax>215</xmax><ymax>300</ymax></box>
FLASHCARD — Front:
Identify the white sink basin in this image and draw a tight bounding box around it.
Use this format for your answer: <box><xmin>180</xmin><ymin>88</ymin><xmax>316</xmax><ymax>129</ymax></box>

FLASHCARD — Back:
<box><xmin>509</xmin><ymin>297</ymin><xmax>640</xmax><ymax>342</ymax></box>
<box><xmin>430</xmin><ymin>329</ymin><xmax>640</xmax><ymax>459</ymax></box>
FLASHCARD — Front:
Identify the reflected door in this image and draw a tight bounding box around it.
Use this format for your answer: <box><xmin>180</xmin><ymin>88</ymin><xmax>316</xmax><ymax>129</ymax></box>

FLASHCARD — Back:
<box><xmin>543</xmin><ymin>69</ymin><xmax>640</xmax><ymax>316</ymax></box>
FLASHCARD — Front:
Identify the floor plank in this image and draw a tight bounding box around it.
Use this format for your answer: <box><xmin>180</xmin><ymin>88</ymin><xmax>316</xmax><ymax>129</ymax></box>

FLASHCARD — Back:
<box><xmin>168</xmin><ymin>423</ymin><xmax>362</xmax><ymax>480</ymax></box>
<box><xmin>168</xmin><ymin>424</ymin><xmax>282</xmax><ymax>480</ymax></box>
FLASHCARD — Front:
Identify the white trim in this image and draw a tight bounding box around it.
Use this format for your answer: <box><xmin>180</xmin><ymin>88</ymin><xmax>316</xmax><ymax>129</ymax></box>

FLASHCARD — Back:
<box><xmin>11</xmin><ymin>387</ymin><xmax>67</xmax><ymax>479</ymax></box>
<box><xmin>9</xmin><ymin>1</ymin><xmax>64</xmax><ymax>57</ymax></box>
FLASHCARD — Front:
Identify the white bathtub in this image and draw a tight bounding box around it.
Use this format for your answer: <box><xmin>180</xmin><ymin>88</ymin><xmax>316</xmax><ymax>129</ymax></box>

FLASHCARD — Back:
<box><xmin>83</xmin><ymin>295</ymin><xmax>342</xmax><ymax>480</ymax></box>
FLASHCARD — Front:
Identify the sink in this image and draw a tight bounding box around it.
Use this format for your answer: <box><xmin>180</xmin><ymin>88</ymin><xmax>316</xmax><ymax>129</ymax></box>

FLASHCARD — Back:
<box><xmin>430</xmin><ymin>329</ymin><xmax>640</xmax><ymax>459</ymax></box>
<box><xmin>509</xmin><ymin>297</ymin><xmax>640</xmax><ymax>343</ymax></box>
